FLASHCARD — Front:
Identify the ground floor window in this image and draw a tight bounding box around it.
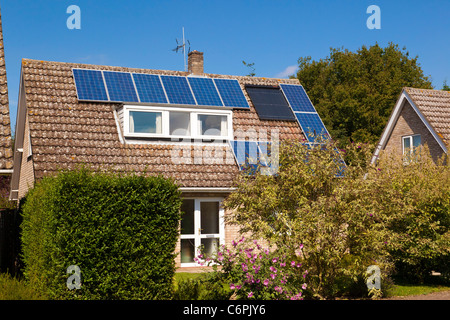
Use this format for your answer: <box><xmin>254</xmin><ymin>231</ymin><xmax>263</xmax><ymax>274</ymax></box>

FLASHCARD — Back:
<box><xmin>180</xmin><ymin>198</ymin><xmax>225</xmax><ymax>267</ymax></box>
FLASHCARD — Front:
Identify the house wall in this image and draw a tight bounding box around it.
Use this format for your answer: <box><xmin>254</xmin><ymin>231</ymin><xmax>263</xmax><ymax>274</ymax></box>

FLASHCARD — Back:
<box><xmin>18</xmin><ymin>118</ymin><xmax>35</xmax><ymax>199</ymax></box>
<box><xmin>383</xmin><ymin>100</ymin><xmax>445</xmax><ymax>162</ymax></box>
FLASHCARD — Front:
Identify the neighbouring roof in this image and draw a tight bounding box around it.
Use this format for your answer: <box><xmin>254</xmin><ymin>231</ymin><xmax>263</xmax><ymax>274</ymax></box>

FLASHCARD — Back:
<box><xmin>0</xmin><ymin>8</ymin><xmax>13</xmax><ymax>171</ymax></box>
<box><xmin>404</xmin><ymin>87</ymin><xmax>450</xmax><ymax>144</ymax></box>
<box><xmin>19</xmin><ymin>59</ymin><xmax>305</xmax><ymax>188</ymax></box>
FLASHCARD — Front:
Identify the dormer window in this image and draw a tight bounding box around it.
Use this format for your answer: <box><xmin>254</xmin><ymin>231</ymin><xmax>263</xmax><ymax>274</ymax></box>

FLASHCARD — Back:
<box><xmin>123</xmin><ymin>105</ymin><xmax>232</xmax><ymax>140</ymax></box>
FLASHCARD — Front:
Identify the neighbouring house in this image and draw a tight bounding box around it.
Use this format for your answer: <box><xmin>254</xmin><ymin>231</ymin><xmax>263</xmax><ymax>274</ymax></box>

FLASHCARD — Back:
<box><xmin>0</xmin><ymin>8</ymin><xmax>13</xmax><ymax>197</ymax></box>
<box><xmin>372</xmin><ymin>87</ymin><xmax>449</xmax><ymax>164</ymax></box>
<box><xmin>9</xmin><ymin>50</ymin><xmax>331</xmax><ymax>268</ymax></box>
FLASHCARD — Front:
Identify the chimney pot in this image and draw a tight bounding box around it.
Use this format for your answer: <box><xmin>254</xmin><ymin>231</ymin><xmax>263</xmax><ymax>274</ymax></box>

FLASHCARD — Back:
<box><xmin>188</xmin><ymin>50</ymin><xmax>204</xmax><ymax>75</ymax></box>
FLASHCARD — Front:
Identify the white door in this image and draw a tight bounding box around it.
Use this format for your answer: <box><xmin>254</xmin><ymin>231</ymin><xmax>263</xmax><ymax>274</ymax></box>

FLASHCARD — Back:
<box><xmin>180</xmin><ymin>198</ymin><xmax>224</xmax><ymax>267</ymax></box>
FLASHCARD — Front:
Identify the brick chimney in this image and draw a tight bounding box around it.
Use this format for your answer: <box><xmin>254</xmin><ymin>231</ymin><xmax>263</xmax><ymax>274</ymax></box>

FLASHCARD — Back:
<box><xmin>188</xmin><ymin>50</ymin><xmax>204</xmax><ymax>75</ymax></box>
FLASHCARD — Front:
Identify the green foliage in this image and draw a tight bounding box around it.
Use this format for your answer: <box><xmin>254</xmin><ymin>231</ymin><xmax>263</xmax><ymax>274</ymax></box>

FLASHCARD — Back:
<box><xmin>20</xmin><ymin>167</ymin><xmax>182</xmax><ymax>299</ymax></box>
<box><xmin>0</xmin><ymin>273</ymin><xmax>45</xmax><ymax>300</ymax></box>
<box><xmin>443</xmin><ymin>80</ymin><xmax>450</xmax><ymax>91</ymax></box>
<box><xmin>199</xmin><ymin>238</ymin><xmax>308</xmax><ymax>300</ymax></box>
<box><xmin>375</xmin><ymin>148</ymin><xmax>450</xmax><ymax>283</ymax></box>
<box><xmin>296</xmin><ymin>43</ymin><xmax>433</xmax><ymax>146</ymax></box>
<box><xmin>224</xmin><ymin>139</ymin><xmax>449</xmax><ymax>299</ymax></box>
<box><xmin>242</xmin><ymin>60</ymin><xmax>256</xmax><ymax>77</ymax></box>
<box><xmin>173</xmin><ymin>272</ymin><xmax>232</xmax><ymax>300</ymax></box>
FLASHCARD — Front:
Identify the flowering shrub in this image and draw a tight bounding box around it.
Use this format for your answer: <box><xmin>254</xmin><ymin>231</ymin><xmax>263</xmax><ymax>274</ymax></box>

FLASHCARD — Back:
<box><xmin>197</xmin><ymin>237</ymin><xmax>308</xmax><ymax>300</ymax></box>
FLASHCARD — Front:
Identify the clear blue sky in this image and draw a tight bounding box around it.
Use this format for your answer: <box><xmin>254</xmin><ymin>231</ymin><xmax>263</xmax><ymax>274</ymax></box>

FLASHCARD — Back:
<box><xmin>1</xmin><ymin>0</ymin><xmax>449</xmax><ymax>133</ymax></box>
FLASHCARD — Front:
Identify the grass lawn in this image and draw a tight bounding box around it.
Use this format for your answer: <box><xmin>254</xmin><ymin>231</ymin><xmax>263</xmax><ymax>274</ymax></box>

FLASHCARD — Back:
<box><xmin>386</xmin><ymin>283</ymin><xmax>450</xmax><ymax>297</ymax></box>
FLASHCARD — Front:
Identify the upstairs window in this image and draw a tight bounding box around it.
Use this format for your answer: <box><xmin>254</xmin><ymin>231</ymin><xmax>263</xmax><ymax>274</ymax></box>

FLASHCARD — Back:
<box><xmin>123</xmin><ymin>105</ymin><xmax>232</xmax><ymax>140</ymax></box>
<box><xmin>402</xmin><ymin>134</ymin><xmax>421</xmax><ymax>162</ymax></box>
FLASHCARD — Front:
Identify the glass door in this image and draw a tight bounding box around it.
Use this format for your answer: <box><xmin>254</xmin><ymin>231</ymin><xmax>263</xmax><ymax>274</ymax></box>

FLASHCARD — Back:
<box><xmin>180</xmin><ymin>198</ymin><xmax>224</xmax><ymax>267</ymax></box>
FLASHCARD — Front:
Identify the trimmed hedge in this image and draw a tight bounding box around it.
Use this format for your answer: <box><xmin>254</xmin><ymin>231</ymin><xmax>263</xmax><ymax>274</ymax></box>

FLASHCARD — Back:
<box><xmin>20</xmin><ymin>168</ymin><xmax>182</xmax><ymax>299</ymax></box>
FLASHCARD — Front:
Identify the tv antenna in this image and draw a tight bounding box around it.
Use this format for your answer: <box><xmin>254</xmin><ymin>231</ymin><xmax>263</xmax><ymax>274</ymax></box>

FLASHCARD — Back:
<box><xmin>172</xmin><ymin>27</ymin><xmax>190</xmax><ymax>72</ymax></box>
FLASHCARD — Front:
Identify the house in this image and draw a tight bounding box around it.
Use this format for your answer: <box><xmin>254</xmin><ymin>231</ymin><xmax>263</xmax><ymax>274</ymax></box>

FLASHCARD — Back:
<box><xmin>372</xmin><ymin>87</ymin><xmax>449</xmax><ymax>164</ymax></box>
<box><xmin>0</xmin><ymin>8</ymin><xmax>13</xmax><ymax>201</ymax></box>
<box><xmin>9</xmin><ymin>49</ymin><xmax>330</xmax><ymax>268</ymax></box>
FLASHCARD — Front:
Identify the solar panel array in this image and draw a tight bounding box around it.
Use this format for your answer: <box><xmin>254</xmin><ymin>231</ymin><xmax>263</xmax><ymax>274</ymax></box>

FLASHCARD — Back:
<box><xmin>280</xmin><ymin>84</ymin><xmax>330</xmax><ymax>143</ymax></box>
<box><xmin>229</xmin><ymin>140</ymin><xmax>274</xmax><ymax>172</ymax></box>
<box><xmin>72</xmin><ymin>68</ymin><xmax>250</xmax><ymax>109</ymax></box>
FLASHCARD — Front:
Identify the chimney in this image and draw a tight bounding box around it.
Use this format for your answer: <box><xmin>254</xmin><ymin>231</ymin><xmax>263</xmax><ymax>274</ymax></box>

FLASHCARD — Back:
<box><xmin>188</xmin><ymin>50</ymin><xmax>204</xmax><ymax>75</ymax></box>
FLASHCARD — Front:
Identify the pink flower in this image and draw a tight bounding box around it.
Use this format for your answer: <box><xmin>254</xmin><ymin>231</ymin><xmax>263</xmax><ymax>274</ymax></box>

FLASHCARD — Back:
<box><xmin>302</xmin><ymin>283</ymin><xmax>307</xmax><ymax>290</ymax></box>
<box><xmin>280</xmin><ymin>262</ymin><xmax>286</xmax><ymax>267</ymax></box>
<box><xmin>270</xmin><ymin>273</ymin><xmax>276</xmax><ymax>280</ymax></box>
<box><xmin>230</xmin><ymin>283</ymin><xmax>235</xmax><ymax>290</ymax></box>
<box><xmin>291</xmin><ymin>261</ymin><xmax>296</xmax><ymax>267</ymax></box>
<box><xmin>272</xmin><ymin>258</ymin><xmax>278</xmax><ymax>263</ymax></box>
<box><xmin>248</xmin><ymin>291</ymin><xmax>253</xmax><ymax>298</ymax></box>
<box><xmin>269</xmin><ymin>266</ymin><xmax>277</xmax><ymax>273</ymax></box>
<box><xmin>274</xmin><ymin>286</ymin><xmax>283</xmax><ymax>293</ymax></box>
<box><xmin>263</xmin><ymin>279</ymin><xmax>269</xmax><ymax>286</ymax></box>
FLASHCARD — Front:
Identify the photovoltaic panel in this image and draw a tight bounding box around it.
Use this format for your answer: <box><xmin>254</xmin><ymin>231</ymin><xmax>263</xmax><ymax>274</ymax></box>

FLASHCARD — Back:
<box><xmin>295</xmin><ymin>112</ymin><xmax>329</xmax><ymax>143</ymax></box>
<box><xmin>280</xmin><ymin>84</ymin><xmax>316</xmax><ymax>113</ymax></box>
<box><xmin>132</xmin><ymin>73</ymin><xmax>168</xmax><ymax>104</ymax></box>
<box><xmin>230</xmin><ymin>140</ymin><xmax>259</xmax><ymax>171</ymax></box>
<box><xmin>246</xmin><ymin>86</ymin><xmax>295</xmax><ymax>121</ymax></box>
<box><xmin>73</xmin><ymin>69</ymin><xmax>108</xmax><ymax>101</ymax></box>
<box><xmin>103</xmin><ymin>71</ymin><xmax>139</xmax><ymax>102</ymax></box>
<box><xmin>214</xmin><ymin>79</ymin><xmax>250</xmax><ymax>109</ymax></box>
<box><xmin>160</xmin><ymin>75</ymin><xmax>196</xmax><ymax>105</ymax></box>
<box><xmin>187</xmin><ymin>77</ymin><xmax>223</xmax><ymax>107</ymax></box>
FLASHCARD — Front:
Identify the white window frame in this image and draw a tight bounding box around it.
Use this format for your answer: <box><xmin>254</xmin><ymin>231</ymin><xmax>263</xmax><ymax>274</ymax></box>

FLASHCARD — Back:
<box><xmin>402</xmin><ymin>134</ymin><xmax>421</xmax><ymax>155</ymax></box>
<box><xmin>179</xmin><ymin>197</ymin><xmax>225</xmax><ymax>268</ymax></box>
<box><xmin>123</xmin><ymin>105</ymin><xmax>233</xmax><ymax>140</ymax></box>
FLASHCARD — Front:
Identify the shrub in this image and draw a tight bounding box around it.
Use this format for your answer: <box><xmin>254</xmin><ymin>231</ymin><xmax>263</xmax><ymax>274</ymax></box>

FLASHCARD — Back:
<box><xmin>224</xmin><ymin>139</ymin><xmax>393</xmax><ymax>299</ymax></box>
<box><xmin>199</xmin><ymin>238</ymin><xmax>308</xmax><ymax>300</ymax></box>
<box><xmin>0</xmin><ymin>273</ymin><xmax>45</xmax><ymax>300</ymax></box>
<box><xmin>20</xmin><ymin>167</ymin><xmax>182</xmax><ymax>299</ymax></box>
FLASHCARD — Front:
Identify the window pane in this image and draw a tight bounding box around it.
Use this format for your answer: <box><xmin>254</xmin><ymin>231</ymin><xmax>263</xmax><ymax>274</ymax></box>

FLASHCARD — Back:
<box><xmin>201</xmin><ymin>238</ymin><xmax>219</xmax><ymax>259</ymax></box>
<box><xmin>403</xmin><ymin>137</ymin><xmax>411</xmax><ymax>154</ymax></box>
<box><xmin>170</xmin><ymin>112</ymin><xmax>191</xmax><ymax>136</ymax></box>
<box><xmin>198</xmin><ymin>114</ymin><xmax>227</xmax><ymax>136</ymax></box>
<box><xmin>180</xmin><ymin>199</ymin><xmax>195</xmax><ymax>235</ymax></box>
<box><xmin>181</xmin><ymin>239</ymin><xmax>195</xmax><ymax>263</ymax></box>
<box><xmin>200</xmin><ymin>202</ymin><xmax>219</xmax><ymax>234</ymax></box>
<box><xmin>129</xmin><ymin>111</ymin><xmax>162</xmax><ymax>134</ymax></box>
<box><xmin>412</xmin><ymin>135</ymin><xmax>421</xmax><ymax>148</ymax></box>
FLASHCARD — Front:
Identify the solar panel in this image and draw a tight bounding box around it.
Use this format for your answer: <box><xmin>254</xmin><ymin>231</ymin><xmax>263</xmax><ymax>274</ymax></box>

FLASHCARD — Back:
<box><xmin>295</xmin><ymin>112</ymin><xmax>329</xmax><ymax>143</ymax></box>
<box><xmin>103</xmin><ymin>71</ymin><xmax>139</xmax><ymax>102</ymax></box>
<box><xmin>160</xmin><ymin>75</ymin><xmax>196</xmax><ymax>105</ymax></box>
<box><xmin>73</xmin><ymin>69</ymin><xmax>109</xmax><ymax>101</ymax></box>
<box><xmin>280</xmin><ymin>84</ymin><xmax>316</xmax><ymax>113</ymax></box>
<box><xmin>230</xmin><ymin>140</ymin><xmax>259</xmax><ymax>170</ymax></box>
<box><xmin>132</xmin><ymin>73</ymin><xmax>168</xmax><ymax>104</ymax></box>
<box><xmin>214</xmin><ymin>79</ymin><xmax>250</xmax><ymax>109</ymax></box>
<box><xmin>246</xmin><ymin>86</ymin><xmax>295</xmax><ymax>121</ymax></box>
<box><xmin>187</xmin><ymin>77</ymin><xmax>223</xmax><ymax>107</ymax></box>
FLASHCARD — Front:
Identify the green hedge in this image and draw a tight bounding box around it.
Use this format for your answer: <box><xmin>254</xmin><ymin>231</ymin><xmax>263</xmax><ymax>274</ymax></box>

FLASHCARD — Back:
<box><xmin>20</xmin><ymin>168</ymin><xmax>182</xmax><ymax>299</ymax></box>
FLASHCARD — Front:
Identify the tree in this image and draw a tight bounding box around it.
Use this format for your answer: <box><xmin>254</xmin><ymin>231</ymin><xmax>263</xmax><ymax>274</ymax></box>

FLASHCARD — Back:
<box><xmin>224</xmin><ymin>139</ymin><xmax>395</xmax><ymax>299</ymax></box>
<box><xmin>295</xmin><ymin>43</ymin><xmax>433</xmax><ymax>146</ymax></box>
<box><xmin>443</xmin><ymin>80</ymin><xmax>450</xmax><ymax>91</ymax></box>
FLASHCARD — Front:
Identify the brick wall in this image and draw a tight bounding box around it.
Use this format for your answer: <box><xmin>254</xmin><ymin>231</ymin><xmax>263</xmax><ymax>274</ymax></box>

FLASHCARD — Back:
<box><xmin>384</xmin><ymin>100</ymin><xmax>445</xmax><ymax>162</ymax></box>
<box><xmin>18</xmin><ymin>119</ymin><xmax>35</xmax><ymax>199</ymax></box>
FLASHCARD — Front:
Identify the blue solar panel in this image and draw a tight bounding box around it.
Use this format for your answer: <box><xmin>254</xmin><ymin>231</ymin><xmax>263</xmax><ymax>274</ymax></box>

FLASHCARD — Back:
<box><xmin>214</xmin><ymin>79</ymin><xmax>250</xmax><ymax>109</ymax></box>
<box><xmin>132</xmin><ymin>73</ymin><xmax>168</xmax><ymax>104</ymax></box>
<box><xmin>187</xmin><ymin>77</ymin><xmax>223</xmax><ymax>107</ymax></box>
<box><xmin>295</xmin><ymin>112</ymin><xmax>329</xmax><ymax>143</ymax></box>
<box><xmin>230</xmin><ymin>140</ymin><xmax>259</xmax><ymax>170</ymax></box>
<box><xmin>73</xmin><ymin>69</ymin><xmax>108</xmax><ymax>101</ymax></box>
<box><xmin>280</xmin><ymin>84</ymin><xmax>316</xmax><ymax>113</ymax></box>
<box><xmin>103</xmin><ymin>71</ymin><xmax>139</xmax><ymax>102</ymax></box>
<box><xmin>160</xmin><ymin>75</ymin><xmax>196</xmax><ymax>105</ymax></box>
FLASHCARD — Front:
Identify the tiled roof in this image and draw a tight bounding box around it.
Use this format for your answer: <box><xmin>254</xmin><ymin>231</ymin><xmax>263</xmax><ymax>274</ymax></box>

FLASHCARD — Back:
<box><xmin>405</xmin><ymin>87</ymin><xmax>450</xmax><ymax>144</ymax></box>
<box><xmin>22</xmin><ymin>59</ymin><xmax>304</xmax><ymax>187</ymax></box>
<box><xmin>0</xmin><ymin>9</ymin><xmax>13</xmax><ymax>170</ymax></box>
